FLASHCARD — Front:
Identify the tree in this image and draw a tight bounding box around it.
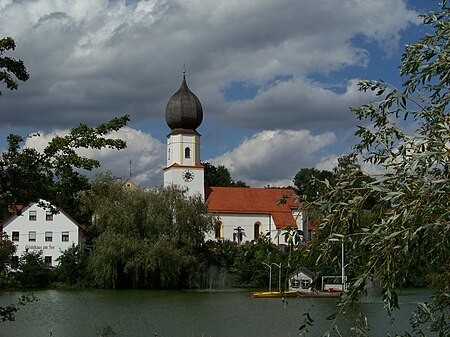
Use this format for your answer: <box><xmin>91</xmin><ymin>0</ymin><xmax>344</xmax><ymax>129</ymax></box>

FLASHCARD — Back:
<box><xmin>0</xmin><ymin>37</ymin><xmax>29</xmax><ymax>96</ymax></box>
<box><xmin>0</xmin><ymin>233</ymin><xmax>16</xmax><ymax>273</ymax></box>
<box><xmin>0</xmin><ymin>233</ymin><xmax>18</xmax><ymax>289</ymax></box>
<box><xmin>304</xmin><ymin>3</ymin><xmax>450</xmax><ymax>335</ymax></box>
<box><xmin>0</xmin><ymin>115</ymin><xmax>129</xmax><ymax>222</ymax></box>
<box><xmin>202</xmin><ymin>162</ymin><xmax>249</xmax><ymax>187</ymax></box>
<box><xmin>54</xmin><ymin>244</ymin><xmax>87</xmax><ymax>286</ymax></box>
<box><xmin>16</xmin><ymin>251</ymin><xmax>50</xmax><ymax>288</ymax></box>
<box><xmin>231</xmin><ymin>237</ymin><xmax>283</xmax><ymax>288</ymax></box>
<box><xmin>80</xmin><ymin>174</ymin><xmax>215</xmax><ymax>289</ymax></box>
<box><xmin>293</xmin><ymin>168</ymin><xmax>335</xmax><ymax>201</ymax></box>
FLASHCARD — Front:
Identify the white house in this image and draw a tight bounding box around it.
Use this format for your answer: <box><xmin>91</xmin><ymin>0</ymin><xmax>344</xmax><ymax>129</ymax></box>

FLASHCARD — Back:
<box><xmin>1</xmin><ymin>201</ymin><xmax>86</xmax><ymax>267</ymax></box>
<box><xmin>288</xmin><ymin>268</ymin><xmax>314</xmax><ymax>292</ymax></box>
<box><xmin>163</xmin><ymin>73</ymin><xmax>314</xmax><ymax>245</ymax></box>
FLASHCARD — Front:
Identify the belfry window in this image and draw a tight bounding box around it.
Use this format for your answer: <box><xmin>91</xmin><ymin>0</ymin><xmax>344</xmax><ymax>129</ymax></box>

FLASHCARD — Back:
<box><xmin>184</xmin><ymin>147</ymin><xmax>191</xmax><ymax>158</ymax></box>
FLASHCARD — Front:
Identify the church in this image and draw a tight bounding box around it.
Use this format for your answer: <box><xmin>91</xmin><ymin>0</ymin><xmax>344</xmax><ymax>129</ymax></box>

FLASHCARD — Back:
<box><xmin>163</xmin><ymin>72</ymin><xmax>311</xmax><ymax>245</ymax></box>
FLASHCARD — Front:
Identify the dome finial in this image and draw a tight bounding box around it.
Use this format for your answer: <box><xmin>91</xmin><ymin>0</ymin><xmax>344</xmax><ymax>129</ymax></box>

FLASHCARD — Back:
<box><xmin>165</xmin><ymin>70</ymin><xmax>203</xmax><ymax>131</ymax></box>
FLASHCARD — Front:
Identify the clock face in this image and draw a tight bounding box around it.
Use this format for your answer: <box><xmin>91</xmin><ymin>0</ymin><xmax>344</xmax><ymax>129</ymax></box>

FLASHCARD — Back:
<box><xmin>182</xmin><ymin>170</ymin><xmax>194</xmax><ymax>182</ymax></box>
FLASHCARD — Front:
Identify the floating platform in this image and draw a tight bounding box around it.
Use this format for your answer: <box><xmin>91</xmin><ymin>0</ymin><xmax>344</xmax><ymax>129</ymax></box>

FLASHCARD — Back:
<box><xmin>296</xmin><ymin>290</ymin><xmax>341</xmax><ymax>298</ymax></box>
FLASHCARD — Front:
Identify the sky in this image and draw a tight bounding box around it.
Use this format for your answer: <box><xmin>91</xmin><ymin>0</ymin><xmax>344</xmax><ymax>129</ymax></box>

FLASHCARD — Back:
<box><xmin>0</xmin><ymin>0</ymin><xmax>438</xmax><ymax>188</ymax></box>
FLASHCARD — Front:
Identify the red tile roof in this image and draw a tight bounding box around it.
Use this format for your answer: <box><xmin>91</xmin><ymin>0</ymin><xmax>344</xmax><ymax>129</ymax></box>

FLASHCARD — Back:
<box><xmin>205</xmin><ymin>186</ymin><xmax>300</xmax><ymax>229</ymax></box>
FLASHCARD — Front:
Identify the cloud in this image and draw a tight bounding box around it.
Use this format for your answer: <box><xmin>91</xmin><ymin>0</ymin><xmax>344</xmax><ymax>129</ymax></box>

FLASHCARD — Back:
<box><xmin>223</xmin><ymin>78</ymin><xmax>374</xmax><ymax>131</ymax></box>
<box><xmin>0</xmin><ymin>0</ymin><xmax>418</xmax><ymax>131</ymax></box>
<box><xmin>24</xmin><ymin>126</ymin><xmax>165</xmax><ymax>187</ymax></box>
<box><xmin>208</xmin><ymin>129</ymin><xmax>337</xmax><ymax>187</ymax></box>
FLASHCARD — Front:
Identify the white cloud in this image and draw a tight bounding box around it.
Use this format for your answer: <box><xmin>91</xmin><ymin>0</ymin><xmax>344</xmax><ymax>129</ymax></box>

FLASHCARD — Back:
<box><xmin>0</xmin><ymin>0</ymin><xmax>418</xmax><ymax>131</ymax></box>
<box><xmin>0</xmin><ymin>0</ymin><xmax>422</xmax><ymax>187</ymax></box>
<box><xmin>315</xmin><ymin>155</ymin><xmax>340</xmax><ymax>172</ymax></box>
<box><xmin>24</xmin><ymin>126</ymin><xmax>165</xmax><ymax>187</ymax></box>
<box><xmin>208</xmin><ymin>129</ymin><xmax>337</xmax><ymax>187</ymax></box>
<box><xmin>223</xmin><ymin>78</ymin><xmax>374</xmax><ymax>130</ymax></box>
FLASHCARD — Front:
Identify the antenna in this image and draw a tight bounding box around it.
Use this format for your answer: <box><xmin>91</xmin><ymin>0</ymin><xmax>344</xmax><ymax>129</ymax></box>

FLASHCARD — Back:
<box><xmin>129</xmin><ymin>160</ymin><xmax>132</xmax><ymax>179</ymax></box>
<box><xmin>182</xmin><ymin>63</ymin><xmax>186</xmax><ymax>79</ymax></box>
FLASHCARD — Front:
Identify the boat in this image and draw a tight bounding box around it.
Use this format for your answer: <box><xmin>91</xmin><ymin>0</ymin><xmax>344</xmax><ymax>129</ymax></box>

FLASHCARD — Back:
<box><xmin>251</xmin><ymin>291</ymin><xmax>298</xmax><ymax>298</ymax></box>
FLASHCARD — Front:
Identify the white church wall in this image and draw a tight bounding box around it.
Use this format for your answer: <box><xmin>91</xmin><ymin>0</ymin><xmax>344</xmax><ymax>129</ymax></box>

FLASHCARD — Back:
<box><xmin>205</xmin><ymin>213</ymin><xmax>277</xmax><ymax>244</ymax></box>
<box><xmin>205</xmin><ymin>211</ymin><xmax>305</xmax><ymax>246</ymax></box>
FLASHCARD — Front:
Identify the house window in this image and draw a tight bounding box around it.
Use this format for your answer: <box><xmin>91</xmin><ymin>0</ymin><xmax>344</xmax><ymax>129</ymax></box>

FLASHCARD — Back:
<box><xmin>62</xmin><ymin>231</ymin><xmax>69</xmax><ymax>242</ymax></box>
<box><xmin>46</xmin><ymin>211</ymin><xmax>53</xmax><ymax>221</ymax></box>
<box><xmin>214</xmin><ymin>222</ymin><xmax>223</xmax><ymax>239</ymax></box>
<box><xmin>29</xmin><ymin>210</ymin><xmax>37</xmax><ymax>221</ymax></box>
<box><xmin>44</xmin><ymin>256</ymin><xmax>52</xmax><ymax>267</ymax></box>
<box><xmin>45</xmin><ymin>231</ymin><xmax>53</xmax><ymax>242</ymax></box>
<box><xmin>254</xmin><ymin>222</ymin><xmax>261</xmax><ymax>240</ymax></box>
<box><xmin>28</xmin><ymin>231</ymin><xmax>36</xmax><ymax>242</ymax></box>
<box><xmin>301</xmin><ymin>279</ymin><xmax>311</xmax><ymax>288</ymax></box>
<box><xmin>184</xmin><ymin>147</ymin><xmax>191</xmax><ymax>158</ymax></box>
<box><xmin>12</xmin><ymin>231</ymin><xmax>19</xmax><ymax>241</ymax></box>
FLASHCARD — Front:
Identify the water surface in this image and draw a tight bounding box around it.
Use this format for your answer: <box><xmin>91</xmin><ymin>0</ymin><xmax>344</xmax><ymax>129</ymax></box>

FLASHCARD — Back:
<box><xmin>0</xmin><ymin>288</ymin><xmax>434</xmax><ymax>337</ymax></box>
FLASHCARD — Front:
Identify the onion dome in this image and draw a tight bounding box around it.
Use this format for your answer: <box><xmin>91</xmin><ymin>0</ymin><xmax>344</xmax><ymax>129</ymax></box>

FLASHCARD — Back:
<box><xmin>165</xmin><ymin>73</ymin><xmax>203</xmax><ymax>131</ymax></box>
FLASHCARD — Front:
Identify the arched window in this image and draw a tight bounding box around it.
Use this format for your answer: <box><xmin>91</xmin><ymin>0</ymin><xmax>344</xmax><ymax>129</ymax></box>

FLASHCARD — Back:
<box><xmin>185</xmin><ymin>147</ymin><xmax>191</xmax><ymax>158</ymax></box>
<box><xmin>168</xmin><ymin>148</ymin><xmax>170</xmax><ymax>160</ymax></box>
<box><xmin>214</xmin><ymin>221</ymin><xmax>223</xmax><ymax>239</ymax></box>
<box><xmin>254</xmin><ymin>222</ymin><xmax>261</xmax><ymax>240</ymax></box>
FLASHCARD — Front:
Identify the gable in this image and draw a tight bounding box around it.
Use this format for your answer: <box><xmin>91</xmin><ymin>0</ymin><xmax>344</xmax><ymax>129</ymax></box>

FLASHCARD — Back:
<box><xmin>1</xmin><ymin>201</ymin><xmax>85</xmax><ymax>232</ymax></box>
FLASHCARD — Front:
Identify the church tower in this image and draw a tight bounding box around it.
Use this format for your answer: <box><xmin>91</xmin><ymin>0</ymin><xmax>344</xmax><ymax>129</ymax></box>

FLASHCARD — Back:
<box><xmin>163</xmin><ymin>71</ymin><xmax>205</xmax><ymax>200</ymax></box>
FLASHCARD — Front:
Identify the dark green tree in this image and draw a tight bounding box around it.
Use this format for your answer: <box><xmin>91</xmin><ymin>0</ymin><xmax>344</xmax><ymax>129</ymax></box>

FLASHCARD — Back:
<box><xmin>303</xmin><ymin>3</ymin><xmax>450</xmax><ymax>335</ymax></box>
<box><xmin>293</xmin><ymin>168</ymin><xmax>335</xmax><ymax>201</ymax></box>
<box><xmin>0</xmin><ymin>37</ymin><xmax>29</xmax><ymax>96</ymax></box>
<box><xmin>231</xmin><ymin>237</ymin><xmax>283</xmax><ymax>288</ymax></box>
<box><xmin>202</xmin><ymin>162</ymin><xmax>249</xmax><ymax>187</ymax></box>
<box><xmin>0</xmin><ymin>233</ymin><xmax>18</xmax><ymax>289</ymax></box>
<box><xmin>54</xmin><ymin>244</ymin><xmax>87</xmax><ymax>286</ymax></box>
<box><xmin>16</xmin><ymin>251</ymin><xmax>49</xmax><ymax>288</ymax></box>
<box><xmin>0</xmin><ymin>115</ymin><xmax>129</xmax><ymax>222</ymax></box>
<box><xmin>0</xmin><ymin>233</ymin><xmax>16</xmax><ymax>273</ymax></box>
<box><xmin>80</xmin><ymin>174</ymin><xmax>215</xmax><ymax>289</ymax></box>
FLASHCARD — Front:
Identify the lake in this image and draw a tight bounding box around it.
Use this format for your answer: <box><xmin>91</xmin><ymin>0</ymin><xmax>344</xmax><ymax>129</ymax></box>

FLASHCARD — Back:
<box><xmin>0</xmin><ymin>288</ymin><xmax>434</xmax><ymax>337</ymax></box>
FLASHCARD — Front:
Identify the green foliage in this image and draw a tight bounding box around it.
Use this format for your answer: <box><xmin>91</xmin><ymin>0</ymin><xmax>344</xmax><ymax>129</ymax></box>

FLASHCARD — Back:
<box><xmin>202</xmin><ymin>161</ymin><xmax>249</xmax><ymax>187</ymax></box>
<box><xmin>0</xmin><ymin>233</ymin><xmax>16</xmax><ymax>272</ymax></box>
<box><xmin>0</xmin><ymin>115</ymin><xmax>129</xmax><ymax>222</ymax></box>
<box><xmin>16</xmin><ymin>251</ymin><xmax>50</xmax><ymax>288</ymax></box>
<box><xmin>54</xmin><ymin>244</ymin><xmax>87</xmax><ymax>286</ymax></box>
<box><xmin>81</xmin><ymin>174</ymin><xmax>215</xmax><ymax>289</ymax></box>
<box><xmin>0</xmin><ymin>294</ymin><xmax>37</xmax><ymax>322</ymax></box>
<box><xmin>231</xmin><ymin>237</ymin><xmax>283</xmax><ymax>288</ymax></box>
<box><xmin>200</xmin><ymin>240</ymin><xmax>238</xmax><ymax>270</ymax></box>
<box><xmin>0</xmin><ymin>37</ymin><xmax>29</xmax><ymax>96</ymax></box>
<box><xmin>303</xmin><ymin>3</ymin><xmax>450</xmax><ymax>335</ymax></box>
<box><xmin>0</xmin><ymin>234</ymin><xmax>19</xmax><ymax>289</ymax></box>
<box><xmin>293</xmin><ymin>167</ymin><xmax>335</xmax><ymax>201</ymax></box>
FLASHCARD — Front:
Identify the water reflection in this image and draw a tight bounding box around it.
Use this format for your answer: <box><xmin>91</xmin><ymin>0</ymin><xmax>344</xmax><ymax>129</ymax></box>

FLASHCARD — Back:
<box><xmin>0</xmin><ymin>288</ymin><xmax>434</xmax><ymax>337</ymax></box>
